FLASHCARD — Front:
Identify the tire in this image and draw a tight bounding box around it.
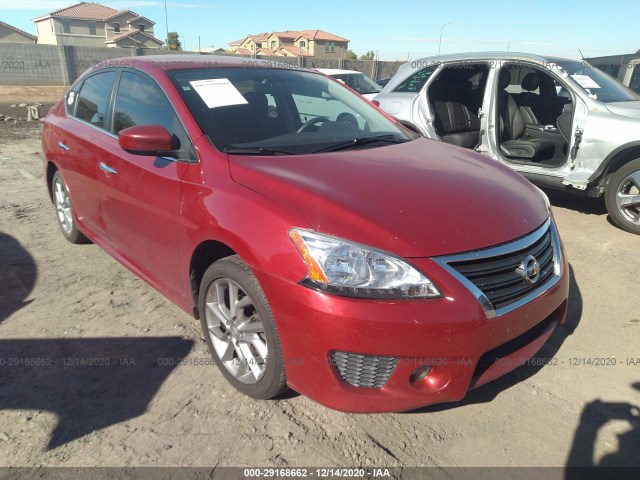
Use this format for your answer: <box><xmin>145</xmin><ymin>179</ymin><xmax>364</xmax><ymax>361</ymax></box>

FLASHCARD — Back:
<box><xmin>198</xmin><ymin>255</ymin><xmax>287</xmax><ymax>399</ymax></box>
<box><xmin>337</xmin><ymin>113</ymin><xmax>358</xmax><ymax>130</ymax></box>
<box><xmin>51</xmin><ymin>171</ymin><xmax>89</xmax><ymax>244</ymax></box>
<box><xmin>605</xmin><ymin>159</ymin><xmax>640</xmax><ymax>235</ymax></box>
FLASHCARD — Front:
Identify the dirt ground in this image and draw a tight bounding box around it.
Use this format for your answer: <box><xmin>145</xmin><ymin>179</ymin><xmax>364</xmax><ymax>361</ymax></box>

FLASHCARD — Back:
<box><xmin>0</xmin><ymin>86</ymin><xmax>639</xmax><ymax>473</ymax></box>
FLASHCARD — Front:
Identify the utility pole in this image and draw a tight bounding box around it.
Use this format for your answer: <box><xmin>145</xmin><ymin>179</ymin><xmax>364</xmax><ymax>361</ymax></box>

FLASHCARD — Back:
<box><xmin>164</xmin><ymin>1</ymin><xmax>169</xmax><ymax>47</ymax></box>
<box><xmin>438</xmin><ymin>22</ymin><xmax>453</xmax><ymax>56</ymax></box>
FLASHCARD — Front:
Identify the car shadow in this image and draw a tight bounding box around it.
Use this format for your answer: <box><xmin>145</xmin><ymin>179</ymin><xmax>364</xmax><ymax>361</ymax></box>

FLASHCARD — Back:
<box><xmin>0</xmin><ymin>232</ymin><xmax>37</xmax><ymax>323</ymax></box>
<box><xmin>405</xmin><ymin>263</ymin><xmax>582</xmax><ymax>414</ymax></box>
<box><xmin>542</xmin><ymin>188</ymin><xmax>607</xmax><ymax>216</ymax></box>
<box><xmin>0</xmin><ymin>336</ymin><xmax>193</xmax><ymax>449</ymax></box>
<box><xmin>564</xmin><ymin>382</ymin><xmax>640</xmax><ymax>480</ymax></box>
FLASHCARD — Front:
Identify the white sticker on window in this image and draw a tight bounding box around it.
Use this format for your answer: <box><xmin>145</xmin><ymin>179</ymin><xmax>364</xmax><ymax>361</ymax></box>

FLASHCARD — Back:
<box><xmin>570</xmin><ymin>74</ymin><xmax>601</xmax><ymax>90</ymax></box>
<box><xmin>189</xmin><ymin>78</ymin><xmax>248</xmax><ymax>109</ymax></box>
<box><xmin>67</xmin><ymin>91</ymin><xmax>75</xmax><ymax>105</ymax></box>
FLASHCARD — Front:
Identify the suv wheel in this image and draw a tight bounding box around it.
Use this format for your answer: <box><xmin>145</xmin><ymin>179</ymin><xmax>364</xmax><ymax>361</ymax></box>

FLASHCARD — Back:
<box><xmin>199</xmin><ymin>255</ymin><xmax>287</xmax><ymax>399</ymax></box>
<box><xmin>605</xmin><ymin>159</ymin><xmax>640</xmax><ymax>235</ymax></box>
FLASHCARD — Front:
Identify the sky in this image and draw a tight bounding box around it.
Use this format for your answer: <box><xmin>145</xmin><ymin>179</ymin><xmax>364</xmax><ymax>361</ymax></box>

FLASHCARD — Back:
<box><xmin>1</xmin><ymin>0</ymin><xmax>638</xmax><ymax>60</ymax></box>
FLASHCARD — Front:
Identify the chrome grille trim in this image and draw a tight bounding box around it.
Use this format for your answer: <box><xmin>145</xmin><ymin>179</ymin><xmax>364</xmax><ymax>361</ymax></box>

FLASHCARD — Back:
<box><xmin>433</xmin><ymin>218</ymin><xmax>562</xmax><ymax>319</ymax></box>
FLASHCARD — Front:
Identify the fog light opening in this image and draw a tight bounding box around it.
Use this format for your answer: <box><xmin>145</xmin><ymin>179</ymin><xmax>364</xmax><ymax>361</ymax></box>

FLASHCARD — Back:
<box><xmin>410</xmin><ymin>365</ymin><xmax>432</xmax><ymax>384</ymax></box>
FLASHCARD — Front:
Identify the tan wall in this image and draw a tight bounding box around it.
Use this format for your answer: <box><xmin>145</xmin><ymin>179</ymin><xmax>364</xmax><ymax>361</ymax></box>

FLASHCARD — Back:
<box><xmin>313</xmin><ymin>40</ymin><xmax>347</xmax><ymax>58</ymax></box>
<box><xmin>0</xmin><ymin>26</ymin><xmax>35</xmax><ymax>43</ymax></box>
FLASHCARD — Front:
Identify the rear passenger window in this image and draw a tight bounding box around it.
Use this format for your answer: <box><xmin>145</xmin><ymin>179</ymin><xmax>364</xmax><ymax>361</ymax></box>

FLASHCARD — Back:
<box><xmin>74</xmin><ymin>71</ymin><xmax>116</xmax><ymax>130</ymax></box>
<box><xmin>394</xmin><ymin>66</ymin><xmax>437</xmax><ymax>93</ymax></box>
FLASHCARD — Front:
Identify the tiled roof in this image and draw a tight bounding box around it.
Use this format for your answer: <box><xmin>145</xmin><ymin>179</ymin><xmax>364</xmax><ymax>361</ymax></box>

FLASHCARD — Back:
<box><xmin>296</xmin><ymin>29</ymin><xmax>349</xmax><ymax>42</ymax></box>
<box><xmin>127</xmin><ymin>15</ymin><xmax>156</xmax><ymax>26</ymax></box>
<box><xmin>34</xmin><ymin>2</ymin><xmax>119</xmax><ymax>21</ymax></box>
<box><xmin>257</xmin><ymin>48</ymin><xmax>278</xmax><ymax>56</ymax></box>
<box><xmin>280</xmin><ymin>45</ymin><xmax>312</xmax><ymax>57</ymax></box>
<box><xmin>107</xmin><ymin>30</ymin><xmax>163</xmax><ymax>45</ymax></box>
<box><xmin>0</xmin><ymin>20</ymin><xmax>36</xmax><ymax>40</ymax></box>
<box><xmin>271</xmin><ymin>30</ymin><xmax>299</xmax><ymax>40</ymax></box>
<box><xmin>232</xmin><ymin>48</ymin><xmax>253</xmax><ymax>55</ymax></box>
<box><xmin>228</xmin><ymin>37</ymin><xmax>246</xmax><ymax>46</ymax></box>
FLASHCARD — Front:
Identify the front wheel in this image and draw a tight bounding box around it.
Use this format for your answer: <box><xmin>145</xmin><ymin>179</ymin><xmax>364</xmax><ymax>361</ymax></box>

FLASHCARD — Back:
<box><xmin>605</xmin><ymin>159</ymin><xmax>640</xmax><ymax>235</ymax></box>
<box><xmin>199</xmin><ymin>255</ymin><xmax>287</xmax><ymax>399</ymax></box>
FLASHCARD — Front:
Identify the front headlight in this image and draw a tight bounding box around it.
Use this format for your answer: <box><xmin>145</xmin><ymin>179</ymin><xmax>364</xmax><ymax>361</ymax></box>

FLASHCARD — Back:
<box><xmin>289</xmin><ymin>229</ymin><xmax>441</xmax><ymax>299</ymax></box>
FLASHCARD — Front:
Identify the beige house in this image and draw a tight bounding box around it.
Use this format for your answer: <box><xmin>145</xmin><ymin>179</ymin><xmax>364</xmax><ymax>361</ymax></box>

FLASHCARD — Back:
<box><xmin>0</xmin><ymin>21</ymin><xmax>36</xmax><ymax>43</ymax></box>
<box><xmin>32</xmin><ymin>1</ymin><xmax>163</xmax><ymax>48</ymax></box>
<box><xmin>229</xmin><ymin>29</ymin><xmax>348</xmax><ymax>58</ymax></box>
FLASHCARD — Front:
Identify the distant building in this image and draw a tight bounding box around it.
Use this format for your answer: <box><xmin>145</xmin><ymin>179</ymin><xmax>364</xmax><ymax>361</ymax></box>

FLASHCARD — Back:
<box><xmin>0</xmin><ymin>20</ymin><xmax>36</xmax><ymax>43</ymax></box>
<box><xmin>229</xmin><ymin>30</ymin><xmax>349</xmax><ymax>58</ymax></box>
<box><xmin>32</xmin><ymin>1</ymin><xmax>163</xmax><ymax>49</ymax></box>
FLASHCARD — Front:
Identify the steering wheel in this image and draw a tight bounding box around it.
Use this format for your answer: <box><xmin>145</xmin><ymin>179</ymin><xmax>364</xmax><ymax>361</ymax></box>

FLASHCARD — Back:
<box><xmin>297</xmin><ymin>116</ymin><xmax>328</xmax><ymax>133</ymax></box>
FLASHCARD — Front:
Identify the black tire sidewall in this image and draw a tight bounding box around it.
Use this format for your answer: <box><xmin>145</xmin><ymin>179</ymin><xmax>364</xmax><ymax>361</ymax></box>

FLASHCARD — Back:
<box><xmin>198</xmin><ymin>255</ymin><xmax>286</xmax><ymax>399</ymax></box>
<box><xmin>605</xmin><ymin>159</ymin><xmax>640</xmax><ymax>235</ymax></box>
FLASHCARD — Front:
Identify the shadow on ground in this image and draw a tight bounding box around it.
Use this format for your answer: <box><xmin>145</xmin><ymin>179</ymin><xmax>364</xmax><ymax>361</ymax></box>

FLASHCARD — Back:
<box><xmin>0</xmin><ymin>232</ymin><xmax>37</xmax><ymax>322</ymax></box>
<box><xmin>0</xmin><ymin>336</ymin><xmax>193</xmax><ymax>449</ymax></box>
<box><xmin>564</xmin><ymin>382</ymin><xmax>640</xmax><ymax>479</ymax></box>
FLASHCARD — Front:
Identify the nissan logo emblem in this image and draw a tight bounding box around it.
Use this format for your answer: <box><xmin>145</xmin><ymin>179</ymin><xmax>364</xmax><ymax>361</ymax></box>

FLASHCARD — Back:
<box><xmin>516</xmin><ymin>255</ymin><xmax>541</xmax><ymax>284</ymax></box>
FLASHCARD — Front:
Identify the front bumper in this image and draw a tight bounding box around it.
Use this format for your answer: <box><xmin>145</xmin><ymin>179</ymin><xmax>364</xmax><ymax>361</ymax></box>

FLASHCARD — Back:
<box><xmin>258</xmin><ymin>248</ymin><xmax>569</xmax><ymax>413</ymax></box>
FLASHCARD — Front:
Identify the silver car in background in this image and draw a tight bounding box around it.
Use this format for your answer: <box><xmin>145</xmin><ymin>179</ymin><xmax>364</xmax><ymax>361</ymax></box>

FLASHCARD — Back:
<box><xmin>373</xmin><ymin>52</ymin><xmax>640</xmax><ymax>235</ymax></box>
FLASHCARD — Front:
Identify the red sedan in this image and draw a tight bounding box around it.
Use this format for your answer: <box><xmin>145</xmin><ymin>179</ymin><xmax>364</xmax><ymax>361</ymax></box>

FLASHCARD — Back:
<box><xmin>41</xmin><ymin>55</ymin><xmax>569</xmax><ymax>412</ymax></box>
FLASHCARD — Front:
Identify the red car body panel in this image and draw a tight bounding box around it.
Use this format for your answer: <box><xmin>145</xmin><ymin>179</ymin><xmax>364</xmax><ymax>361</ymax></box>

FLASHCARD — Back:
<box><xmin>228</xmin><ymin>138</ymin><xmax>549</xmax><ymax>257</ymax></box>
<box><xmin>41</xmin><ymin>56</ymin><xmax>570</xmax><ymax>412</ymax></box>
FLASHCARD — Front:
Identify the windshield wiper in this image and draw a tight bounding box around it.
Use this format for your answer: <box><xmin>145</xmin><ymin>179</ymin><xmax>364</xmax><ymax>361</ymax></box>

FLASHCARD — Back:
<box><xmin>224</xmin><ymin>147</ymin><xmax>297</xmax><ymax>156</ymax></box>
<box><xmin>312</xmin><ymin>134</ymin><xmax>407</xmax><ymax>153</ymax></box>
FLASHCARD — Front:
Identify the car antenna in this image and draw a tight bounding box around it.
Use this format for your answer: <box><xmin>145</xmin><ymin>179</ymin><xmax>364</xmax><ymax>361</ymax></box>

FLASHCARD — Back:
<box><xmin>578</xmin><ymin>49</ymin><xmax>585</xmax><ymax>60</ymax></box>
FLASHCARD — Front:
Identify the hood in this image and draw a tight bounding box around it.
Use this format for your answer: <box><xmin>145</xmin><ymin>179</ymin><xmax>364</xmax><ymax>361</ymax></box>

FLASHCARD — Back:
<box><xmin>604</xmin><ymin>101</ymin><xmax>640</xmax><ymax>119</ymax></box>
<box><xmin>228</xmin><ymin>138</ymin><xmax>549</xmax><ymax>257</ymax></box>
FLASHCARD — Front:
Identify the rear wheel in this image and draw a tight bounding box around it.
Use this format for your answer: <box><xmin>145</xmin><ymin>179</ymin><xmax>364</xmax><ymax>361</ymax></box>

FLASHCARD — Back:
<box><xmin>199</xmin><ymin>255</ymin><xmax>287</xmax><ymax>399</ymax></box>
<box><xmin>51</xmin><ymin>171</ymin><xmax>88</xmax><ymax>244</ymax></box>
<box><xmin>605</xmin><ymin>159</ymin><xmax>640</xmax><ymax>235</ymax></box>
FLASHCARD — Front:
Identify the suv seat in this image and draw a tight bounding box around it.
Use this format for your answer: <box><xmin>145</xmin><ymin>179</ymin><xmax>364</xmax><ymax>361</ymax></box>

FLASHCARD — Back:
<box><xmin>516</xmin><ymin>73</ymin><xmax>546</xmax><ymax>125</ymax></box>
<box><xmin>433</xmin><ymin>100</ymin><xmax>480</xmax><ymax>149</ymax></box>
<box><xmin>497</xmin><ymin>69</ymin><xmax>555</xmax><ymax>160</ymax></box>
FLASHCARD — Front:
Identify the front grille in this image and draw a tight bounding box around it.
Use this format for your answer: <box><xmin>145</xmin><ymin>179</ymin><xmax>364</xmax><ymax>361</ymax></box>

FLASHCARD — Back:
<box><xmin>331</xmin><ymin>351</ymin><xmax>397</xmax><ymax>388</ymax></box>
<box><xmin>435</xmin><ymin>219</ymin><xmax>560</xmax><ymax>317</ymax></box>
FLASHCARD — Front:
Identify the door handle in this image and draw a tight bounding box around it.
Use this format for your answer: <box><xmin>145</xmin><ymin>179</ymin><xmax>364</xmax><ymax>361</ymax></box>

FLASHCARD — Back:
<box><xmin>58</xmin><ymin>141</ymin><xmax>69</xmax><ymax>151</ymax></box>
<box><xmin>99</xmin><ymin>162</ymin><xmax>117</xmax><ymax>175</ymax></box>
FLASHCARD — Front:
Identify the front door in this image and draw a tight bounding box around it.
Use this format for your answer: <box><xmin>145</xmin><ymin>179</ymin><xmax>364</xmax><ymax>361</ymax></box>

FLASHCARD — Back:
<box><xmin>99</xmin><ymin>70</ymin><xmax>195</xmax><ymax>298</ymax></box>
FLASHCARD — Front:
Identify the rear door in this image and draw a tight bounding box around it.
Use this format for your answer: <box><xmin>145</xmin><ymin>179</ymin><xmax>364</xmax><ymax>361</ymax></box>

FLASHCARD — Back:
<box><xmin>99</xmin><ymin>70</ymin><xmax>195</xmax><ymax>298</ymax></box>
<box><xmin>55</xmin><ymin>70</ymin><xmax>118</xmax><ymax>238</ymax></box>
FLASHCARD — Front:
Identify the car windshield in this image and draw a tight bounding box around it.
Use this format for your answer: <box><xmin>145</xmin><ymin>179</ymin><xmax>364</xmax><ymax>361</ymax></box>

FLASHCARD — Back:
<box><xmin>168</xmin><ymin>68</ymin><xmax>413</xmax><ymax>155</ymax></box>
<box><xmin>330</xmin><ymin>73</ymin><xmax>381</xmax><ymax>95</ymax></box>
<box><xmin>552</xmin><ymin>60</ymin><xmax>639</xmax><ymax>103</ymax></box>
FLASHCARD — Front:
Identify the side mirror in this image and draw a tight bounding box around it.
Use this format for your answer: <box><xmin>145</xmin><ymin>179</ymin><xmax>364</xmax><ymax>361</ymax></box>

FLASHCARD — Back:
<box><xmin>119</xmin><ymin>125</ymin><xmax>173</xmax><ymax>155</ymax></box>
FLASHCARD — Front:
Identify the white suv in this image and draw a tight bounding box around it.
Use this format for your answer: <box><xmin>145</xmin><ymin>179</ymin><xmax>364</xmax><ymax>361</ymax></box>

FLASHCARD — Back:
<box><xmin>374</xmin><ymin>52</ymin><xmax>640</xmax><ymax>234</ymax></box>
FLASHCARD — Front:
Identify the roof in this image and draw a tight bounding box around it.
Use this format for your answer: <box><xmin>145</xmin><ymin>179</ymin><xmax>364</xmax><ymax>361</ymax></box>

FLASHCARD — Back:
<box><xmin>126</xmin><ymin>15</ymin><xmax>156</xmax><ymax>26</ymax></box>
<box><xmin>88</xmin><ymin>54</ymin><xmax>319</xmax><ymax>72</ymax></box>
<box><xmin>106</xmin><ymin>30</ymin><xmax>163</xmax><ymax>45</ymax></box>
<box><xmin>279</xmin><ymin>45</ymin><xmax>312</xmax><ymax>57</ymax></box>
<box><xmin>228</xmin><ymin>37</ymin><xmax>246</xmax><ymax>46</ymax></box>
<box><xmin>295</xmin><ymin>29</ymin><xmax>349</xmax><ymax>42</ymax></box>
<box><xmin>0</xmin><ymin>20</ymin><xmax>36</xmax><ymax>40</ymax></box>
<box><xmin>257</xmin><ymin>48</ymin><xmax>278</xmax><ymax>56</ymax></box>
<box><xmin>316</xmin><ymin>68</ymin><xmax>362</xmax><ymax>75</ymax></box>
<box><xmin>33</xmin><ymin>2</ymin><xmax>118</xmax><ymax>21</ymax></box>
<box><xmin>232</xmin><ymin>48</ymin><xmax>253</xmax><ymax>55</ymax></box>
<box><xmin>383</xmin><ymin>51</ymin><xmax>579</xmax><ymax>92</ymax></box>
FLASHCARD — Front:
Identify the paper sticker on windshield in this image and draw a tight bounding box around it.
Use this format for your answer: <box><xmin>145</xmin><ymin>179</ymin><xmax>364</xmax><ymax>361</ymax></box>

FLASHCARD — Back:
<box><xmin>189</xmin><ymin>78</ymin><xmax>248</xmax><ymax>109</ymax></box>
<box><xmin>570</xmin><ymin>74</ymin><xmax>601</xmax><ymax>89</ymax></box>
